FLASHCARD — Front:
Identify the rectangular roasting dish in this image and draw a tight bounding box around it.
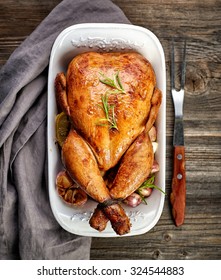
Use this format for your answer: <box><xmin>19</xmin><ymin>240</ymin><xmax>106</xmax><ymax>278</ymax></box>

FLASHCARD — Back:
<box><xmin>47</xmin><ymin>23</ymin><xmax>166</xmax><ymax>237</ymax></box>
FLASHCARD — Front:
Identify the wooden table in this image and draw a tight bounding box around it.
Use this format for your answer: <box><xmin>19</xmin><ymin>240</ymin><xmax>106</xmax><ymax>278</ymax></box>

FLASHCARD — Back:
<box><xmin>1</xmin><ymin>0</ymin><xmax>221</xmax><ymax>260</ymax></box>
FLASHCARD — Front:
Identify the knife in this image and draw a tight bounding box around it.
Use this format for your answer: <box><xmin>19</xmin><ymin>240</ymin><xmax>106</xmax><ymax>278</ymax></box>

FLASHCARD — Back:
<box><xmin>170</xmin><ymin>40</ymin><xmax>186</xmax><ymax>226</ymax></box>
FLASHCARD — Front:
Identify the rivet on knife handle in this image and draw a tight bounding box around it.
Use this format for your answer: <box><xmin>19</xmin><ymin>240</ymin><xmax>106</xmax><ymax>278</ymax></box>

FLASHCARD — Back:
<box><xmin>170</xmin><ymin>146</ymin><xmax>186</xmax><ymax>226</ymax></box>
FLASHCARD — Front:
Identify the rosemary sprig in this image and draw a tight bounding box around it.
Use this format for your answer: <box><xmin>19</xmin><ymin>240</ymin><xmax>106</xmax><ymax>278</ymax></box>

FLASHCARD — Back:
<box><xmin>96</xmin><ymin>71</ymin><xmax>125</xmax><ymax>130</ymax></box>
<box><xmin>99</xmin><ymin>71</ymin><xmax>126</xmax><ymax>94</ymax></box>
<box><xmin>97</xmin><ymin>92</ymin><xmax>118</xmax><ymax>130</ymax></box>
<box><xmin>136</xmin><ymin>175</ymin><xmax>166</xmax><ymax>205</ymax></box>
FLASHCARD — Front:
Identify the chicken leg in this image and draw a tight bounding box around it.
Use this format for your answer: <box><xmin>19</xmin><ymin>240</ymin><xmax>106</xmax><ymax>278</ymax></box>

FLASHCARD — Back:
<box><xmin>62</xmin><ymin>128</ymin><xmax>130</xmax><ymax>235</ymax></box>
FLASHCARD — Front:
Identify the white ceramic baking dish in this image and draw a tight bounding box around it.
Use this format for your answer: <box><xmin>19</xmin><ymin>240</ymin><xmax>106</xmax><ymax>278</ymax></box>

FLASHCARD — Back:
<box><xmin>47</xmin><ymin>23</ymin><xmax>166</xmax><ymax>237</ymax></box>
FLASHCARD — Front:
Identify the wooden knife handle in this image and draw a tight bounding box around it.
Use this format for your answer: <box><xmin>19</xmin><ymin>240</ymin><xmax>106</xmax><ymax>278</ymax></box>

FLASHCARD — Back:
<box><xmin>170</xmin><ymin>146</ymin><xmax>186</xmax><ymax>226</ymax></box>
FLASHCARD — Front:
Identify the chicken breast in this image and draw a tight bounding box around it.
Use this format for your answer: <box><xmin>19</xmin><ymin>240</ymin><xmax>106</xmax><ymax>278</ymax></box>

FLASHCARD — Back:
<box><xmin>66</xmin><ymin>52</ymin><xmax>156</xmax><ymax>171</ymax></box>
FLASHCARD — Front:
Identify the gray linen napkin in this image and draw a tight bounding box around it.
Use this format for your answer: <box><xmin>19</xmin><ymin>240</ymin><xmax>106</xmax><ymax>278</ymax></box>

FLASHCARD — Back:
<box><xmin>0</xmin><ymin>0</ymin><xmax>130</xmax><ymax>260</ymax></box>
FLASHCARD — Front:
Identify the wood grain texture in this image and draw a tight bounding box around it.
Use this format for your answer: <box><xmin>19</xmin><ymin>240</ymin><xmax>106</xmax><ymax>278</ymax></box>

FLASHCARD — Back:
<box><xmin>171</xmin><ymin>146</ymin><xmax>186</xmax><ymax>227</ymax></box>
<box><xmin>0</xmin><ymin>0</ymin><xmax>221</xmax><ymax>260</ymax></box>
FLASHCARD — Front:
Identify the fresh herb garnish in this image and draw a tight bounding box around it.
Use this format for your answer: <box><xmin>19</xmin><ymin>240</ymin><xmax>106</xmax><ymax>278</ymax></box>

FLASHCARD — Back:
<box><xmin>97</xmin><ymin>92</ymin><xmax>118</xmax><ymax>130</ymax></box>
<box><xmin>99</xmin><ymin>71</ymin><xmax>126</xmax><ymax>94</ymax></box>
<box><xmin>97</xmin><ymin>71</ymin><xmax>125</xmax><ymax>130</ymax></box>
<box><xmin>136</xmin><ymin>175</ymin><xmax>166</xmax><ymax>205</ymax></box>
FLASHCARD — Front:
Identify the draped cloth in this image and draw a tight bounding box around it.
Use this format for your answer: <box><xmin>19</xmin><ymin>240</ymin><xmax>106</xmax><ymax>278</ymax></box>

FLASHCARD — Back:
<box><xmin>0</xmin><ymin>0</ymin><xmax>129</xmax><ymax>260</ymax></box>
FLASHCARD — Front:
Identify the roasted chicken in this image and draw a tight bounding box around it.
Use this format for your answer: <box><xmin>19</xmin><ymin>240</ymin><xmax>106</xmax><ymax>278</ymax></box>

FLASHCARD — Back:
<box><xmin>55</xmin><ymin>52</ymin><xmax>162</xmax><ymax>235</ymax></box>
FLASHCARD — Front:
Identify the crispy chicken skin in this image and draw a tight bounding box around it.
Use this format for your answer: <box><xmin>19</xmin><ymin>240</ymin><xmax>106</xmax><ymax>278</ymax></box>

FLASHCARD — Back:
<box><xmin>89</xmin><ymin>206</ymin><xmax>109</xmax><ymax>232</ymax></box>
<box><xmin>62</xmin><ymin>129</ymin><xmax>131</xmax><ymax>234</ymax></box>
<box><xmin>110</xmin><ymin>131</ymin><xmax>154</xmax><ymax>200</ymax></box>
<box><xmin>55</xmin><ymin>52</ymin><xmax>162</xmax><ymax>235</ymax></box>
<box><xmin>65</xmin><ymin>52</ymin><xmax>156</xmax><ymax>171</ymax></box>
<box><xmin>89</xmin><ymin>203</ymin><xmax>131</xmax><ymax>235</ymax></box>
<box><xmin>62</xmin><ymin>129</ymin><xmax>110</xmax><ymax>203</ymax></box>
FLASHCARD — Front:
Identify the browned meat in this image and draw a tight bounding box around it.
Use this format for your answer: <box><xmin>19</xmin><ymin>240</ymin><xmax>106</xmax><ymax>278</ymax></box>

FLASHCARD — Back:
<box><xmin>110</xmin><ymin>131</ymin><xmax>154</xmax><ymax>199</ymax></box>
<box><xmin>65</xmin><ymin>52</ymin><xmax>156</xmax><ymax>171</ymax></box>
<box><xmin>62</xmin><ymin>128</ymin><xmax>130</xmax><ymax>235</ymax></box>
<box><xmin>62</xmin><ymin>129</ymin><xmax>110</xmax><ymax>203</ymax></box>
<box><xmin>55</xmin><ymin>52</ymin><xmax>162</xmax><ymax>235</ymax></box>
<box><xmin>55</xmin><ymin>72</ymin><xmax>70</xmax><ymax>116</ymax></box>
<box><xmin>145</xmin><ymin>88</ymin><xmax>162</xmax><ymax>133</ymax></box>
<box><xmin>89</xmin><ymin>206</ymin><xmax>109</xmax><ymax>232</ymax></box>
<box><xmin>101</xmin><ymin>203</ymin><xmax>131</xmax><ymax>235</ymax></box>
<box><xmin>89</xmin><ymin>202</ymin><xmax>131</xmax><ymax>235</ymax></box>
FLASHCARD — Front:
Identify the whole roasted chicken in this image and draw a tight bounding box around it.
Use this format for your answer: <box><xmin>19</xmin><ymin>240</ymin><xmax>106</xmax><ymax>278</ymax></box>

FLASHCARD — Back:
<box><xmin>55</xmin><ymin>52</ymin><xmax>162</xmax><ymax>235</ymax></box>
